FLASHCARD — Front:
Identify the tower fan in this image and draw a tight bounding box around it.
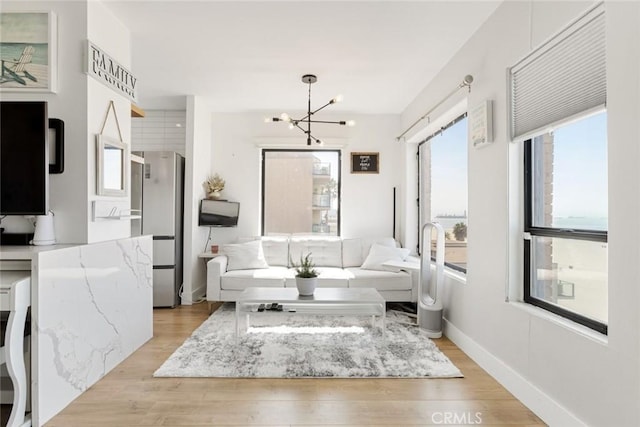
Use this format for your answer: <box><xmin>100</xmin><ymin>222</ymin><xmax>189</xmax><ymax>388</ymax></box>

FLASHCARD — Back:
<box><xmin>418</xmin><ymin>222</ymin><xmax>445</xmax><ymax>338</ymax></box>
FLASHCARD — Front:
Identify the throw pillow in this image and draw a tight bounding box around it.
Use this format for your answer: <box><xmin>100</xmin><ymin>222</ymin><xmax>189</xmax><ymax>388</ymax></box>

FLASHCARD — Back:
<box><xmin>360</xmin><ymin>243</ymin><xmax>410</xmax><ymax>273</ymax></box>
<box><xmin>222</xmin><ymin>240</ymin><xmax>269</xmax><ymax>271</ymax></box>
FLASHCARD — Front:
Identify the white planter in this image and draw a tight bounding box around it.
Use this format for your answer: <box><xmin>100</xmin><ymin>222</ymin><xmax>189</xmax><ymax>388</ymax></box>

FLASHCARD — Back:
<box><xmin>295</xmin><ymin>277</ymin><xmax>317</xmax><ymax>296</ymax></box>
<box><xmin>207</xmin><ymin>191</ymin><xmax>222</xmax><ymax>200</ymax></box>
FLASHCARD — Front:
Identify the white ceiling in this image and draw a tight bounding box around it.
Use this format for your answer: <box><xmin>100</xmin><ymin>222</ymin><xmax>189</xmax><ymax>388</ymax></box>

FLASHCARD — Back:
<box><xmin>102</xmin><ymin>1</ymin><xmax>502</xmax><ymax>114</ymax></box>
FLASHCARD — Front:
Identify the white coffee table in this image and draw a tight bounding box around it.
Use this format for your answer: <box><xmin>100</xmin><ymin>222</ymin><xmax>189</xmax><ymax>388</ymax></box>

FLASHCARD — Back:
<box><xmin>235</xmin><ymin>287</ymin><xmax>386</xmax><ymax>339</ymax></box>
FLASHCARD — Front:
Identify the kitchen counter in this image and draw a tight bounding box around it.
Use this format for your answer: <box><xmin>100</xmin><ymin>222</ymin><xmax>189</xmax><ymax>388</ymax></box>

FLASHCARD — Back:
<box><xmin>0</xmin><ymin>244</ymin><xmax>76</xmax><ymax>259</ymax></box>
<box><xmin>0</xmin><ymin>236</ymin><xmax>153</xmax><ymax>426</ymax></box>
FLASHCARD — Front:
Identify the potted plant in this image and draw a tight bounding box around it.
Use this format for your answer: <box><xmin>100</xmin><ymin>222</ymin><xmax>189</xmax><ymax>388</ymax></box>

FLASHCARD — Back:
<box><xmin>204</xmin><ymin>173</ymin><xmax>225</xmax><ymax>200</ymax></box>
<box><xmin>291</xmin><ymin>252</ymin><xmax>318</xmax><ymax>296</ymax></box>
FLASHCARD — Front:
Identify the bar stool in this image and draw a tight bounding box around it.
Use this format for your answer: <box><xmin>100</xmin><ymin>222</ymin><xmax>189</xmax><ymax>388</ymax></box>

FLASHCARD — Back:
<box><xmin>1</xmin><ymin>271</ymin><xmax>31</xmax><ymax>427</ymax></box>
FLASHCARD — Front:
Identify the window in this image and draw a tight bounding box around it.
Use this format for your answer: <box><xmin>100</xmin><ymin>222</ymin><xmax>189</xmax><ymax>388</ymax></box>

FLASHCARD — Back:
<box><xmin>262</xmin><ymin>149</ymin><xmax>340</xmax><ymax>236</ymax></box>
<box><xmin>524</xmin><ymin>111</ymin><xmax>608</xmax><ymax>334</ymax></box>
<box><xmin>511</xmin><ymin>3</ymin><xmax>607</xmax><ymax>333</ymax></box>
<box><xmin>418</xmin><ymin>114</ymin><xmax>468</xmax><ymax>272</ymax></box>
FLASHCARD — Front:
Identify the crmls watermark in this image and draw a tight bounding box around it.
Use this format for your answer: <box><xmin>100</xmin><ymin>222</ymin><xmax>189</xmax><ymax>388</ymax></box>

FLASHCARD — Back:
<box><xmin>432</xmin><ymin>411</ymin><xmax>483</xmax><ymax>425</ymax></box>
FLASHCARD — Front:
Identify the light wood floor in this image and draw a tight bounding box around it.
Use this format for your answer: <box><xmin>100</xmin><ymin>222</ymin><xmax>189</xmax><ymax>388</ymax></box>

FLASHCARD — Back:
<box><xmin>44</xmin><ymin>303</ymin><xmax>545</xmax><ymax>426</ymax></box>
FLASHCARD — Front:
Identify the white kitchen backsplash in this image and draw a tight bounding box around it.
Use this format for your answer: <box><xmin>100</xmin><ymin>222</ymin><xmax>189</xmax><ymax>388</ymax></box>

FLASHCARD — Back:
<box><xmin>132</xmin><ymin>110</ymin><xmax>186</xmax><ymax>155</ymax></box>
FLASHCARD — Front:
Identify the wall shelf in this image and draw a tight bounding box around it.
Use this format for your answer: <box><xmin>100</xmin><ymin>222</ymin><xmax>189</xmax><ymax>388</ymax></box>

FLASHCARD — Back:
<box><xmin>97</xmin><ymin>214</ymin><xmax>141</xmax><ymax>221</ymax></box>
<box><xmin>131</xmin><ymin>103</ymin><xmax>145</xmax><ymax>118</ymax></box>
<box><xmin>92</xmin><ymin>201</ymin><xmax>141</xmax><ymax>221</ymax></box>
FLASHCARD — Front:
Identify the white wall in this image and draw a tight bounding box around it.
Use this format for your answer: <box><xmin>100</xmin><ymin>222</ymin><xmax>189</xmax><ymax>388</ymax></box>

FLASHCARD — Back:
<box><xmin>603</xmin><ymin>1</ymin><xmax>640</xmax><ymax>423</ymax></box>
<box><xmin>2</xmin><ymin>0</ymin><xmax>133</xmax><ymax>245</ymax></box>
<box><xmin>401</xmin><ymin>1</ymin><xmax>640</xmax><ymax>425</ymax></box>
<box><xmin>86</xmin><ymin>0</ymin><xmax>132</xmax><ymax>243</ymax></box>
<box><xmin>210</xmin><ymin>112</ymin><xmax>402</xmax><ymax>243</ymax></box>
<box><xmin>183</xmin><ymin>96</ymin><xmax>212</xmax><ymax>303</ymax></box>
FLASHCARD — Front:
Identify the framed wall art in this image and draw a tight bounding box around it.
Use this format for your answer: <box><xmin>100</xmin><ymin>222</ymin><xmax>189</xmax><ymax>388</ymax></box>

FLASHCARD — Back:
<box><xmin>469</xmin><ymin>99</ymin><xmax>493</xmax><ymax>148</ymax></box>
<box><xmin>351</xmin><ymin>152</ymin><xmax>379</xmax><ymax>174</ymax></box>
<box><xmin>0</xmin><ymin>11</ymin><xmax>57</xmax><ymax>93</ymax></box>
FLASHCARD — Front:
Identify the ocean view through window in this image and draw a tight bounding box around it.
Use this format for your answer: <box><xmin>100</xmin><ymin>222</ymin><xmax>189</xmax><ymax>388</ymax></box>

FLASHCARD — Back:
<box><xmin>524</xmin><ymin>110</ymin><xmax>608</xmax><ymax>334</ymax></box>
<box><xmin>418</xmin><ymin>114</ymin><xmax>468</xmax><ymax>272</ymax></box>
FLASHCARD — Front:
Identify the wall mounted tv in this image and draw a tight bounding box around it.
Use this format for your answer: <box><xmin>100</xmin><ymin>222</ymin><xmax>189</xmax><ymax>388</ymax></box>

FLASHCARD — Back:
<box><xmin>198</xmin><ymin>199</ymin><xmax>240</xmax><ymax>227</ymax></box>
<box><xmin>0</xmin><ymin>101</ymin><xmax>49</xmax><ymax>215</ymax></box>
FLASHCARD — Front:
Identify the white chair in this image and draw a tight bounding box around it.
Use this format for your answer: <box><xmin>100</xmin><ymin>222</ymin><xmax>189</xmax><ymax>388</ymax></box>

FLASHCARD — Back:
<box><xmin>1</xmin><ymin>271</ymin><xmax>31</xmax><ymax>427</ymax></box>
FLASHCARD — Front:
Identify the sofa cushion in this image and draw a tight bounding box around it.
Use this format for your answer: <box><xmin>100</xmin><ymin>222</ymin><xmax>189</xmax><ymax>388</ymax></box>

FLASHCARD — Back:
<box><xmin>342</xmin><ymin>237</ymin><xmax>397</xmax><ymax>268</ymax></box>
<box><xmin>220</xmin><ymin>267</ymin><xmax>289</xmax><ymax>290</ymax></box>
<box><xmin>284</xmin><ymin>267</ymin><xmax>351</xmax><ymax>288</ymax></box>
<box><xmin>289</xmin><ymin>238</ymin><xmax>342</xmax><ymax>267</ymax></box>
<box><xmin>261</xmin><ymin>237</ymin><xmax>289</xmax><ymax>266</ymax></box>
<box><xmin>346</xmin><ymin>268</ymin><xmax>412</xmax><ymax>291</ymax></box>
<box><xmin>222</xmin><ymin>240</ymin><xmax>269</xmax><ymax>271</ymax></box>
<box><xmin>361</xmin><ymin>243</ymin><xmax>410</xmax><ymax>272</ymax></box>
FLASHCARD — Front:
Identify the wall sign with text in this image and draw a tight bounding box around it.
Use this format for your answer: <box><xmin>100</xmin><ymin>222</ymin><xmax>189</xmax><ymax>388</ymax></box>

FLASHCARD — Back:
<box><xmin>351</xmin><ymin>152</ymin><xmax>379</xmax><ymax>174</ymax></box>
<box><xmin>86</xmin><ymin>40</ymin><xmax>138</xmax><ymax>102</ymax></box>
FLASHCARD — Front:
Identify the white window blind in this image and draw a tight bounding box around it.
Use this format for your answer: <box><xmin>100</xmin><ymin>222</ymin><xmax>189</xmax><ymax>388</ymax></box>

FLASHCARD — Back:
<box><xmin>509</xmin><ymin>3</ymin><xmax>605</xmax><ymax>141</ymax></box>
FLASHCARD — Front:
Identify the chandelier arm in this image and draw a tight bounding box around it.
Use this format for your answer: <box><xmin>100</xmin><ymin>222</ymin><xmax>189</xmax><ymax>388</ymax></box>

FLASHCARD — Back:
<box><xmin>293</xmin><ymin>122</ymin><xmax>307</xmax><ymax>133</ymax></box>
<box><xmin>308</xmin><ymin>134</ymin><xmax>322</xmax><ymax>144</ymax></box>
<box><xmin>310</xmin><ymin>100</ymin><xmax>334</xmax><ymax>116</ymax></box>
<box><xmin>294</xmin><ymin>118</ymin><xmax>321</xmax><ymax>145</ymax></box>
<box><xmin>306</xmin><ymin>120</ymin><xmax>347</xmax><ymax>125</ymax></box>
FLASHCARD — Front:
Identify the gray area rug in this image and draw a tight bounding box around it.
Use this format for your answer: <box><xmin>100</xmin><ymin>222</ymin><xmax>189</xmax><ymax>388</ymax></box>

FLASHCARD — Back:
<box><xmin>154</xmin><ymin>303</ymin><xmax>463</xmax><ymax>378</ymax></box>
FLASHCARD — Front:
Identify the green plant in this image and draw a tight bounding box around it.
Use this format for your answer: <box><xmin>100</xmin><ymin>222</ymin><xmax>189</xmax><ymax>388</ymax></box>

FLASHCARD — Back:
<box><xmin>290</xmin><ymin>253</ymin><xmax>318</xmax><ymax>278</ymax></box>
<box><xmin>453</xmin><ymin>222</ymin><xmax>467</xmax><ymax>241</ymax></box>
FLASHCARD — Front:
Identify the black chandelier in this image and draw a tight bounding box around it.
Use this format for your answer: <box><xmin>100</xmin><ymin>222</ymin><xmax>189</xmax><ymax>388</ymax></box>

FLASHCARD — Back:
<box><xmin>265</xmin><ymin>74</ymin><xmax>355</xmax><ymax>145</ymax></box>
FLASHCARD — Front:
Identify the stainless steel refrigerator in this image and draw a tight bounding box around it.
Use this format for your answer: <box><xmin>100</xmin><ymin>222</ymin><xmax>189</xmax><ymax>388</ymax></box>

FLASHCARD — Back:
<box><xmin>141</xmin><ymin>151</ymin><xmax>185</xmax><ymax>308</ymax></box>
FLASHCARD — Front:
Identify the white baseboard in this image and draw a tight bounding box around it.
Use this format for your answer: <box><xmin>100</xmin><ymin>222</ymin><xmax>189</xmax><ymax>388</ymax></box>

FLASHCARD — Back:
<box><xmin>443</xmin><ymin>319</ymin><xmax>586</xmax><ymax>427</ymax></box>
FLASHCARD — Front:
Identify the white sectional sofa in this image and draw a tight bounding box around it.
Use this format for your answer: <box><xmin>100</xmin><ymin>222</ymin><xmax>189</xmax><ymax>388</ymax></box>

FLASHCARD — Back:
<box><xmin>206</xmin><ymin>236</ymin><xmax>418</xmax><ymax>303</ymax></box>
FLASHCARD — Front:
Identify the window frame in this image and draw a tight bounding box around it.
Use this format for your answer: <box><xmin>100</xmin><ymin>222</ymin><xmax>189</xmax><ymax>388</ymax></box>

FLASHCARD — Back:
<box><xmin>417</xmin><ymin>112</ymin><xmax>468</xmax><ymax>274</ymax></box>
<box><xmin>261</xmin><ymin>148</ymin><xmax>342</xmax><ymax>236</ymax></box>
<box><xmin>523</xmin><ymin>136</ymin><xmax>608</xmax><ymax>335</ymax></box>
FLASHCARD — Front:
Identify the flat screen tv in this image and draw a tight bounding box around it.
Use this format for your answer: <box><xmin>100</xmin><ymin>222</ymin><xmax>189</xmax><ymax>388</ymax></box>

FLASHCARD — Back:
<box><xmin>198</xmin><ymin>199</ymin><xmax>240</xmax><ymax>227</ymax></box>
<box><xmin>0</xmin><ymin>101</ymin><xmax>49</xmax><ymax>215</ymax></box>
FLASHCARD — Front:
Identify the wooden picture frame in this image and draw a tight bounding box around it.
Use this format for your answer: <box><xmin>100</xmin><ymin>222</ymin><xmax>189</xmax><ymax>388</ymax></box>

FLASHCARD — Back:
<box><xmin>351</xmin><ymin>152</ymin><xmax>379</xmax><ymax>174</ymax></box>
<box><xmin>0</xmin><ymin>11</ymin><xmax>57</xmax><ymax>93</ymax></box>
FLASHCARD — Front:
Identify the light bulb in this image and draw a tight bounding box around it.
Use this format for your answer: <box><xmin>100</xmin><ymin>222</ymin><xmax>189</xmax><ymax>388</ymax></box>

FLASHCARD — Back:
<box><xmin>346</xmin><ymin>120</ymin><xmax>356</xmax><ymax>127</ymax></box>
<box><xmin>264</xmin><ymin>117</ymin><xmax>273</xmax><ymax>123</ymax></box>
<box><xmin>280</xmin><ymin>113</ymin><xmax>290</xmax><ymax>122</ymax></box>
<box><xmin>288</xmin><ymin>123</ymin><xmax>295</xmax><ymax>130</ymax></box>
<box><xmin>332</xmin><ymin>94</ymin><xmax>344</xmax><ymax>104</ymax></box>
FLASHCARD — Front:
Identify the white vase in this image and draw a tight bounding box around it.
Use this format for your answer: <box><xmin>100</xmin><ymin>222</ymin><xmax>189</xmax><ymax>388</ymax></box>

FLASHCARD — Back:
<box><xmin>207</xmin><ymin>191</ymin><xmax>221</xmax><ymax>200</ymax></box>
<box><xmin>296</xmin><ymin>277</ymin><xmax>317</xmax><ymax>296</ymax></box>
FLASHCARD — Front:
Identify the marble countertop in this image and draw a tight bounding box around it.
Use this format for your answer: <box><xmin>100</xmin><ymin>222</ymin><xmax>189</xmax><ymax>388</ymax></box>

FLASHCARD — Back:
<box><xmin>1</xmin><ymin>236</ymin><xmax>154</xmax><ymax>426</ymax></box>
<box><xmin>0</xmin><ymin>244</ymin><xmax>80</xmax><ymax>260</ymax></box>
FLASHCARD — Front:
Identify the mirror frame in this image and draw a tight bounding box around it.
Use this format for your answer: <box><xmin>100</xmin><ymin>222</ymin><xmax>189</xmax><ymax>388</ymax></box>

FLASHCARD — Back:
<box><xmin>96</xmin><ymin>134</ymin><xmax>129</xmax><ymax>197</ymax></box>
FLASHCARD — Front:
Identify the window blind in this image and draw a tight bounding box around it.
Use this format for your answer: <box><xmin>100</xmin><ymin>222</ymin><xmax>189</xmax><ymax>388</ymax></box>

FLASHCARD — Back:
<box><xmin>509</xmin><ymin>3</ymin><xmax>605</xmax><ymax>141</ymax></box>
